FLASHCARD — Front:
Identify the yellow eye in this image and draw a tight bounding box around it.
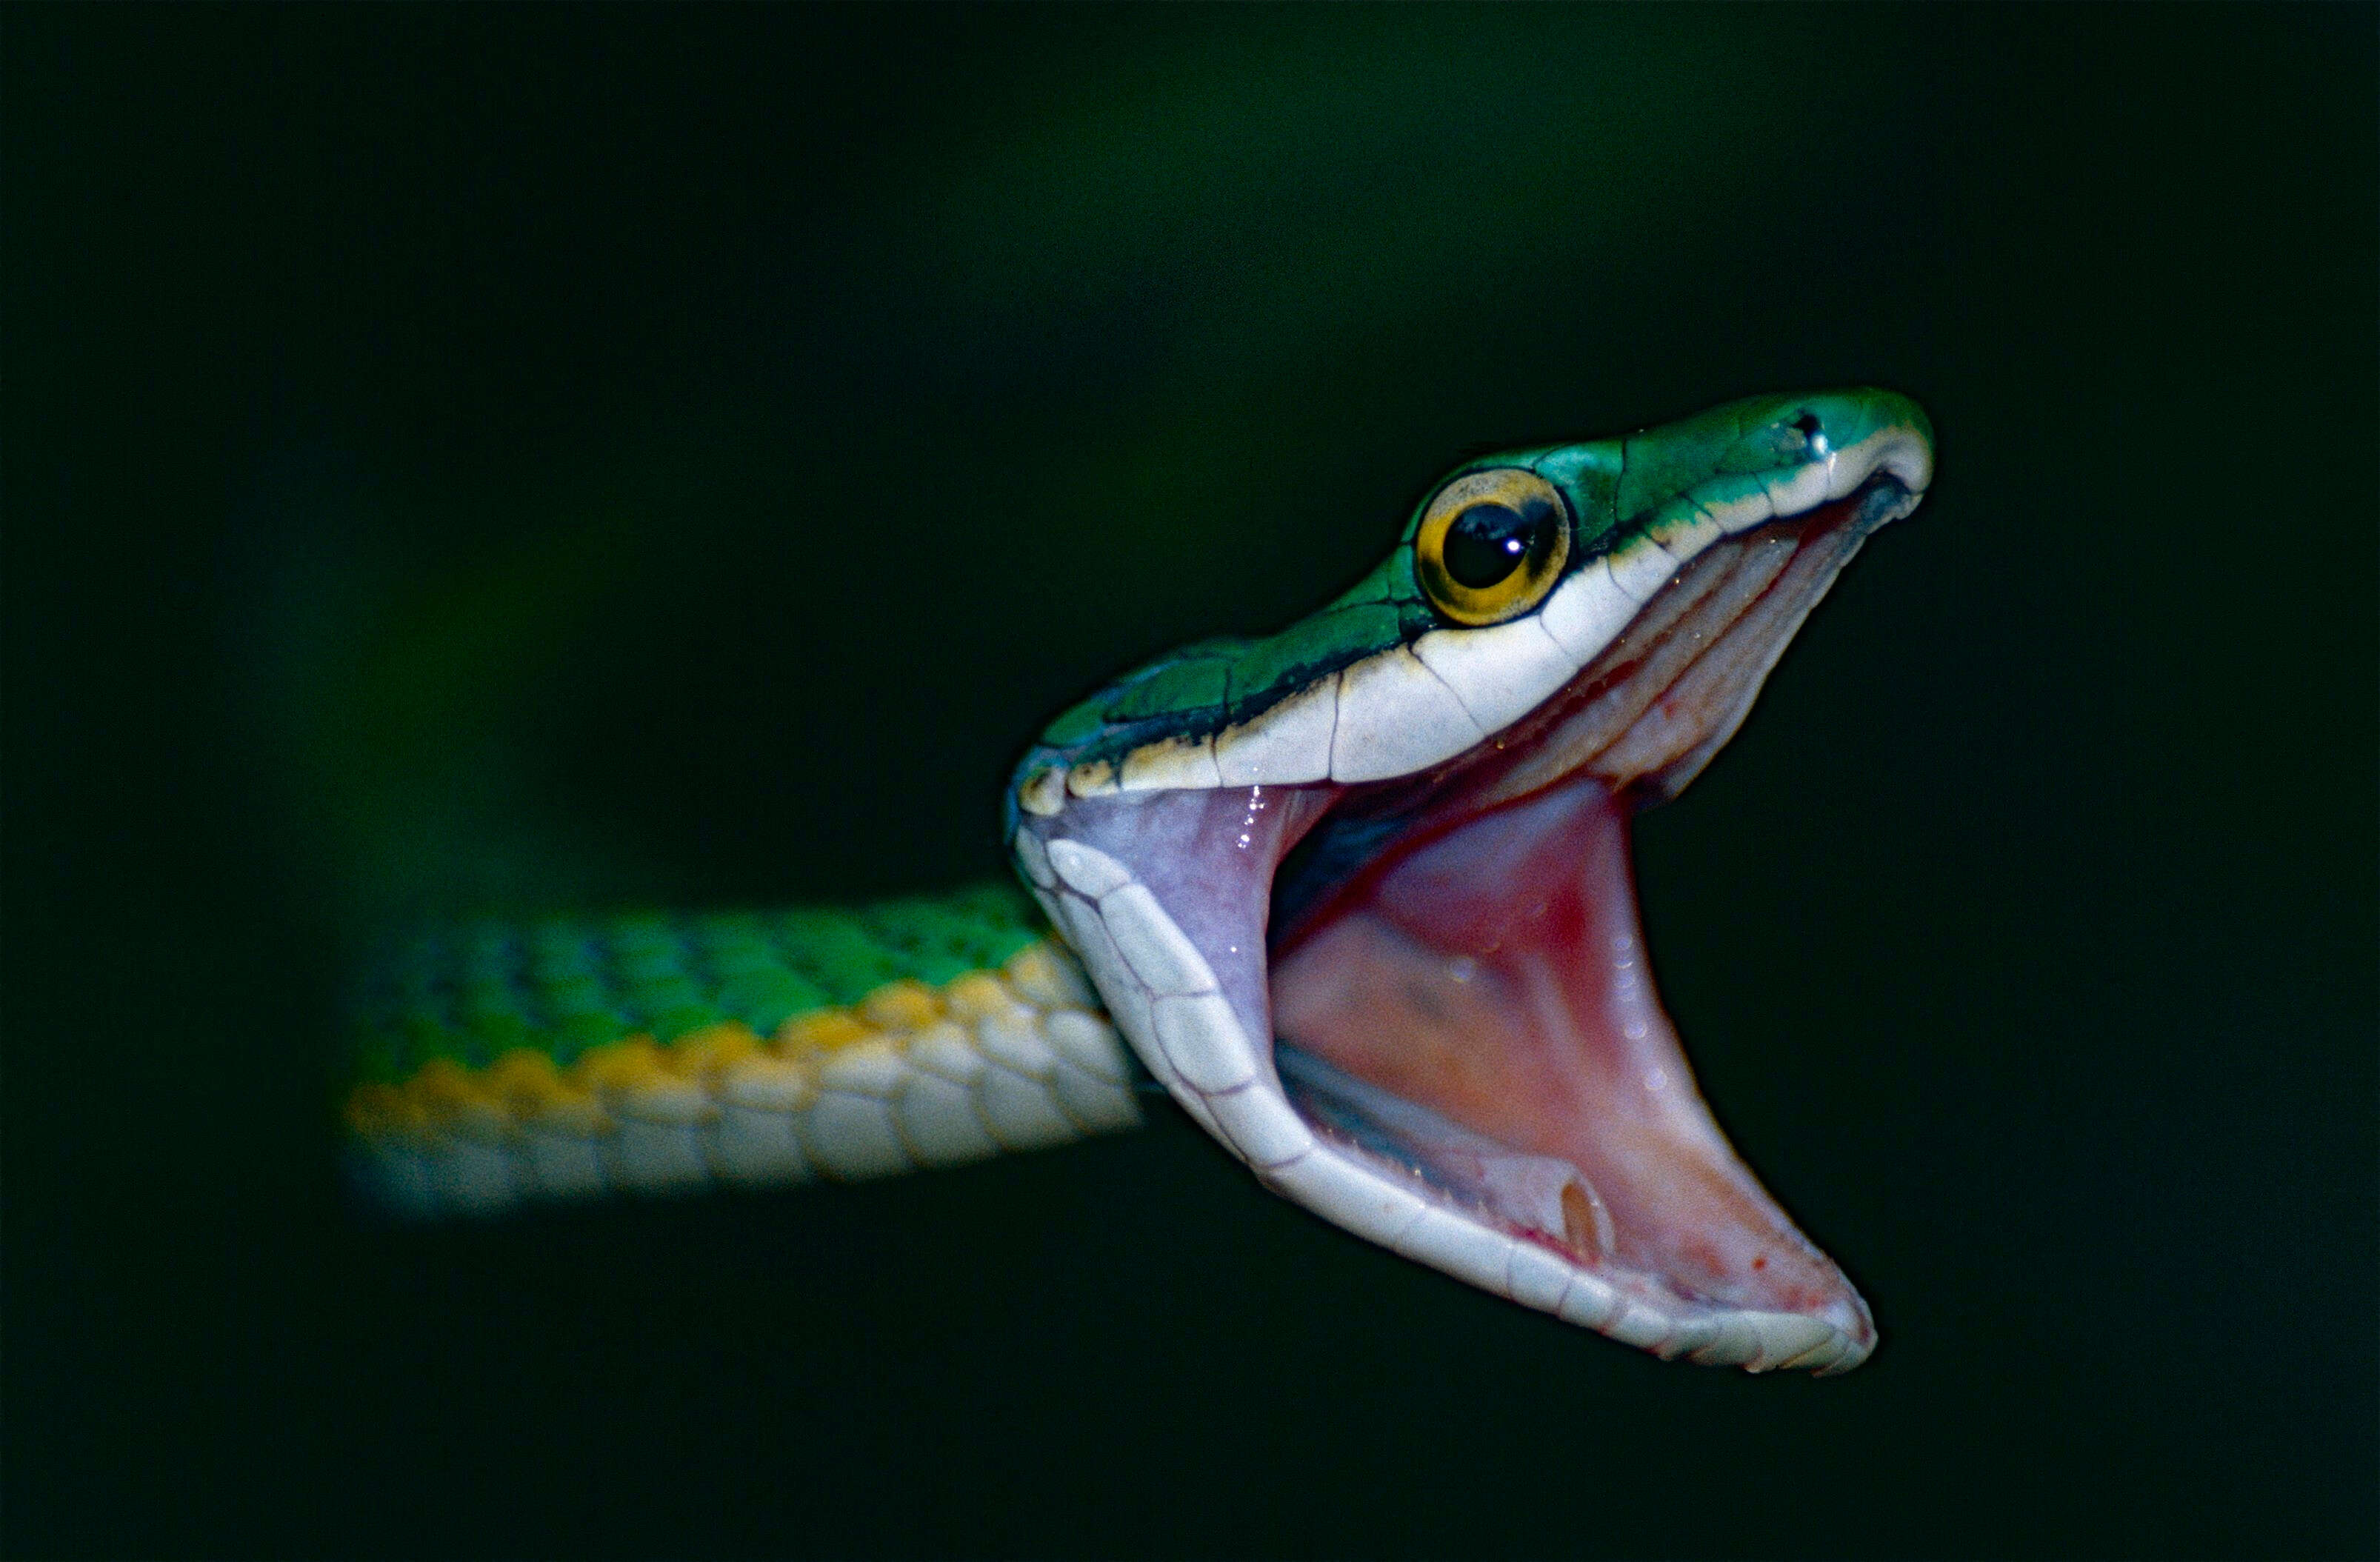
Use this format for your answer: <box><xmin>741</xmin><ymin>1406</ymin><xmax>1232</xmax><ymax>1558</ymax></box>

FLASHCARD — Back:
<box><xmin>1414</xmin><ymin>468</ymin><xmax>1571</xmax><ymax>626</ymax></box>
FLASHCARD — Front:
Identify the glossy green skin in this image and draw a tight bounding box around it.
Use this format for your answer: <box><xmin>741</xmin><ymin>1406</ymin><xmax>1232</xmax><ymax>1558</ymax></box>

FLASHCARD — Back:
<box><xmin>1013</xmin><ymin>389</ymin><xmax>1930</xmax><ymax>792</ymax></box>
<box><xmin>350</xmin><ymin>884</ymin><xmax>1045</xmax><ymax>1086</ymax></box>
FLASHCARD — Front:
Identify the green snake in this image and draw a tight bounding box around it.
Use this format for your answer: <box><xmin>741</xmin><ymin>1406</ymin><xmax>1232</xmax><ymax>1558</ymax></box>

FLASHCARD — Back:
<box><xmin>347</xmin><ymin>388</ymin><xmax>1935</xmax><ymax>1376</ymax></box>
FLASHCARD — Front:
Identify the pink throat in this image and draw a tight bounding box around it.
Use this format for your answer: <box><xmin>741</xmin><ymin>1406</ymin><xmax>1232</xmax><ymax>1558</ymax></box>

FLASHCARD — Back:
<box><xmin>1269</xmin><ymin>775</ymin><xmax>1867</xmax><ymax>1326</ymax></box>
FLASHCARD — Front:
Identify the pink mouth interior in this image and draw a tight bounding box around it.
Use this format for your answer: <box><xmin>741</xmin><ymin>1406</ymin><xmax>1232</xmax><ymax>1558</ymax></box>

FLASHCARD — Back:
<box><xmin>1270</xmin><ymin>775</ymin><xmax>1859</xmax><ymax>1322</ymax></box>
<box><xmin>1044</xmin><ymin>488</ymin><xmax>1893</xmax><ymax>1340</ymax></box>
<box><xmin>1260</xmin><ymin>494</ymin><xmax>1887</xmax><ymax>1332</ymax></box>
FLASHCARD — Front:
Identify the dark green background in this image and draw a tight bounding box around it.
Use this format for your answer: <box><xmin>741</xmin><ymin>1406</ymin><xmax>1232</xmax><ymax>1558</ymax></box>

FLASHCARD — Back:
<box><xmin>8</xmin><ymin>7</ymin><xmax>2374</xmax><ymax>1558</ymax></box>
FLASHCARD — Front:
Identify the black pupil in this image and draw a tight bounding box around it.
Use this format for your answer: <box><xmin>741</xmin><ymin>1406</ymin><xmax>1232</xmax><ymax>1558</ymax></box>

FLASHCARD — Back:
<box><xmin>1443</xmin><ymin>501</ymin><xmax>1546</xmax><ymax>590</ymax></box>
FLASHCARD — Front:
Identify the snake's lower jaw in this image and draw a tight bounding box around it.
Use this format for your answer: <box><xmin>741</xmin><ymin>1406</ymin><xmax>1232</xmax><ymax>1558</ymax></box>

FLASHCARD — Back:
<box><xmin>1021</xmin><ymin>835</ymin><xmax>1865</xmax><ymax>1374</ymax></box>
<box><xmin>1021</xmin><ymin>774</ymin><xmax>1872</xmax><ymax>1375</ymax></box>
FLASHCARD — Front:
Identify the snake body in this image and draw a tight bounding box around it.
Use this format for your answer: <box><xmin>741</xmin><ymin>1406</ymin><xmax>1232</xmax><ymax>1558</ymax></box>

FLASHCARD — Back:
<box><xmin>347</xmin><ymin>389</ymin><xmax>1936</xmax><ymax>1374</ymax></box>
<box><xmin>344</xmin><ymin>888</ymin><xmax>1134</xmax><ymax>1214</ymax></box>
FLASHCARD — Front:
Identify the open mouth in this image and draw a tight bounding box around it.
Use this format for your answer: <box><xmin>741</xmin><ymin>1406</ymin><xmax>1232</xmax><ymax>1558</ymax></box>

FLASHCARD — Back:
<box><xmin>1015</xmin><ymin>473</ymin><xmax>1916</xmax><ymax>1373</ymax></box>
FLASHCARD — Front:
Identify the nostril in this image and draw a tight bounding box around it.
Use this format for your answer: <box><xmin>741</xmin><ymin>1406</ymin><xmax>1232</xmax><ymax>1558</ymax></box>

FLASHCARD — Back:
<box><xmin>1790</xmin><ymin>411</ymin><xmax>1822</xmax><ymax>439</ymax></box>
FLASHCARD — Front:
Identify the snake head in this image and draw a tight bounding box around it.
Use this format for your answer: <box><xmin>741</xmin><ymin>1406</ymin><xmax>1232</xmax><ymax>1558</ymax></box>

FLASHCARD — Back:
<box><xmin>1007</xmin><ymin>390</ymin><xmax>1933</xmax><ymax>1373</ymax></box>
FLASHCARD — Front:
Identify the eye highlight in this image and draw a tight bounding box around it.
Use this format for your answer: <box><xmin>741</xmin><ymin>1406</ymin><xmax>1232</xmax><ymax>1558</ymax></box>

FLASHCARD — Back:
<box><xmin>1415</xmin><ymin>468</ymin><xmax>1571</xmax><ymax>626</ymax></box>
